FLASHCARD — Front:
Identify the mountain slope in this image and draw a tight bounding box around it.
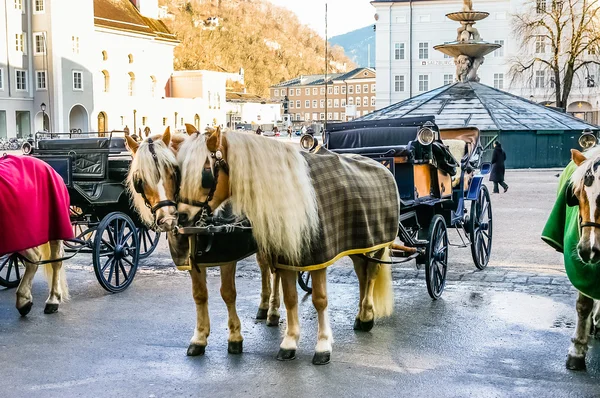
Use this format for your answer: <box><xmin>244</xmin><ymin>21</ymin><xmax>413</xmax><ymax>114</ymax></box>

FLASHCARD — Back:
<box><xmin>329</xmin><ymin>25</ymin><xmax>375</xmax><ymax>68</ymax></box>
<box><xmin>160</xmin><ymin>0</ymin><xmax>354</xmax><ymax>96</ymax></box>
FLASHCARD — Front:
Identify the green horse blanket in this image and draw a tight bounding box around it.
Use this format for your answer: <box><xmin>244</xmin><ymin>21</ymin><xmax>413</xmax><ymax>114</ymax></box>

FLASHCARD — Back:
<box><xmin>541</xmin><ymin>161</ymin><xmax>600</xmax><ymax>299</ymax></box>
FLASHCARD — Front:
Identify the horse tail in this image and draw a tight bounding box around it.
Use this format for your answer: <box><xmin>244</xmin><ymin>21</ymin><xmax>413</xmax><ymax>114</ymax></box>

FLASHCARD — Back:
<box><xmin>41</xmin><ymin>241</ymin><xmax>70</xmax><ymax>302</ymax></box>
<box><xmin>373</xmin><ymin>248</ymin><xmax>394</xmax><ymax>319</ymax></box>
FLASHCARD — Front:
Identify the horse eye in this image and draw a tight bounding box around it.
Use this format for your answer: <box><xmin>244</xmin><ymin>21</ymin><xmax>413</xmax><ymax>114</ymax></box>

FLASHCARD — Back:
<box><xmin>584</xmin><ymin>170</ymin><xmax>595</xmax><ymax>187</ymax></box>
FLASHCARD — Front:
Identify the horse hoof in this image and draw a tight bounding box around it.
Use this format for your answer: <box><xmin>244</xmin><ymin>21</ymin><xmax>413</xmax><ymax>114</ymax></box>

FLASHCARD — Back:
<box><xmin>353</xmin><ymin>318</ymin><xmax>362</xmax><ymax>330</ymax></box>
<box><xmin>566</xmin><ymin>355</ymin><xmax>587</xmax><ymax>371</ymax></box>
<box><xmin>18</xmin><ymin>301</ymin><xmax>33</xmax><ymax>317</ymax></box>
<box><xmin>228</xmin><ymin>341</ymin><xmax>243</xmax><ymax>355</ymax></box>
<box><xmin>267</xmin><ymin>314</ymin><xmax>280</xmax><ymax>327</ymax></box>
<box><xmin>44</xmin><ymin>303</ymin><xmax>59</xmax><ymax>314</ymax></box>
<box><xmin>276</xmin><ymin>349</ymin><xmax>296</xmax><ymax>361</ymax></box>
<box><xmin>360</xmin><ymin>319</ymin><xmax>374</xmax><ymax>332</ymax></box>
<box><xmin>312</xmin><ymin>351</ymin><xmax>331</xmax><ymax>365</ymax></box>
<box><xmin>256</xmin><ymin>308</ymin><xmax>268</xmax><ymax>320</ymax></box>
<box><xmin>187</xmin><ymin>344</ymin><xmax>206</xmax><ymax>356</ymax></box>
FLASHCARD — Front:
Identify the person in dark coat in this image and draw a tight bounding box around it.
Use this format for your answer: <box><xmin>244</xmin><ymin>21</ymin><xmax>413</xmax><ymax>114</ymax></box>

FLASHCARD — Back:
<box><xmin>490</xmin><ymin>141</ymin><xmax>508</xmax><ymax>193</ymax></box>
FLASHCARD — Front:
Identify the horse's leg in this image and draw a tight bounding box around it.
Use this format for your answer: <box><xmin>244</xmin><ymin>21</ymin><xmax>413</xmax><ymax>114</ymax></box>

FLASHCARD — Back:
<box><xmin>566</xmin><ymin>293</ymin><xmax>594</xmax><ymax>370</ymax></box>
<box><xmin>44</xmin><ymin>240</ymin><xmax>69</xmax><ymax>314</ymax></box>
<box><xmin>357</xmin><ymin>256</ymin><xmax>383</xmax><ymax>333</ymax></box>
<box><xmin>277</xmin><ymin>269</ymin><xmax>299</xmax><ymax>361</ymax></box>
<box><xmin>350</xmin><ymin>254</ymin><xmax>367</xmax><ymax>330</ymax></box>
<box><xmin>188</xmin><ymin>266</ymin><xmax>210</xmax><ymax>356</ymax></box>
<box><xmin>256</xmin><ymin>252</ymin><xmax>271</xmax><ymax>320</ymax></box>
<box><xmin>220</xmin><ymin>262</ymin><xmax>243</xmax><ymax>354</ymax></box>
<box><xmin>15</xmin><ymin>245</ymin><xmax>42</xmax><ymax>316</ymax></box>
<box><xmin>592</xmin><ymin>300</ymin><xmax>600</xmax><ymax>339</ymax></box>
<box><xmin>311</xmin><ymin>268</ymin><xmax>332</xmax><ymax>365</ymax></box>
<box><xmin>267</xmin><ymin>270</ymin><xmax>282</xmax><ymax>327</ymax></box>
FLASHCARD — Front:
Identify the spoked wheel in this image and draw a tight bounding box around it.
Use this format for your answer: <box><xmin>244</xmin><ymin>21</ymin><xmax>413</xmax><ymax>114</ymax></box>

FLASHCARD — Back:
<box><xmin>425</xmin><ymin>215</ymin><xmax>448</xmax><ymax>300</ymax></box>
<box><xmin>93</xmin><ymin>212</ymin><xmax>140</xmax><ymax>293</ymax></box>
<box><xmin>0</xmin><ymin>254</ymin><xmax>24</xmax><ymax>288</ymax></box>
<box><xmin>297</xmin><ymin>271</ymin><xmax>313</xmax><ymax>294</ymax></box>
<box><xmin>138</xmin><ymin>227</ymin><xmax>161</xmax><ymax>260</ymax></box>
<box><xmin>470</xmin><ymin>185</ymin><xmax>493</xmax><ymax>270</ymax></box>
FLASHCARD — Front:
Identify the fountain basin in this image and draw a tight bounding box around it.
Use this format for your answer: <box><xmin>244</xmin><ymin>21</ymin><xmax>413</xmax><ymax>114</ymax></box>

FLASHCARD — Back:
<box><xmin>446</xmin><ymin>11</ymin><xmax>489</xmax><ymax>22</ymax></box>
<box><xmin>434</xmin><ymin>42</ymin><xmax>500</xmax><ymax>58</ymax></box>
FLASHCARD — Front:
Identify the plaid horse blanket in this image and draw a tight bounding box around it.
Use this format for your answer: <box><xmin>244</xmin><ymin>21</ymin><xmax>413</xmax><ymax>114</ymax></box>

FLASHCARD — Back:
<box><xmin>277</xmin><ymin>147</ymin><xmax>400</xmax><ymax>271</ymax></box>
<box><xmin>542</xmin><ymin>161</ymin><xmax>600</xmax><ymax>300</ymax></box>
<box><xmin>0</xmin><ymin>155</ymin><xmax>73</xmax><ymax>256</ymax></box>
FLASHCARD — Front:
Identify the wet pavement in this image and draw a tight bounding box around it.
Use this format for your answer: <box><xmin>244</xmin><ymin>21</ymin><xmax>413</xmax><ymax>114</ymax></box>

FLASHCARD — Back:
<box><xmin>2</xmin><ymin>169</ymin><xmax>600</xmax><ymax>397</ymax></box>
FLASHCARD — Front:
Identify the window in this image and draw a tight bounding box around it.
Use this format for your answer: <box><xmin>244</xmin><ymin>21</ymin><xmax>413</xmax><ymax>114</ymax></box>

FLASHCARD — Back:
<box><xmin>289</xmin><ymin>89</ymin><xmax>293</xmax><ymax>97</ymax></box>
<box><xmin>296</xmin><ymin>100</ymin><xmax>300</xmax><ymax>108</ymax></box>
<box><xmin>418</xmin><ymin>75</ymin><xmax>429</xmax><ymax>92</ymax></box>
<box><xmin>14</xmin><ymin>0</ymin><xmax>22</xmax><ymax>10</ymax></box>
<box><xmin>494</xmin><ymin>73</ymin><xmax>504</xmax><ymax>89</ymax></box>
<box><xmin>334</xmin><ymin>112</ymin><xmax>339</xmax><ymax>120</ymax></box>
<box><xmin>394</xmin><ymin>43</ymin><xmax>405</xmax><ymax>60</ymax></box>
<box><xmin>341</xmin><ymin>113</ymin><xmax>346</xmax><ymax>120</ymax></box>
<box><xmin>363</xmin><ymin>97</ymin><xmax>368</xmax><ymax>106</ymax></box>
<box><xmin>128</xmin><ymin>72</ymin><xmax>135</xmax><ymax>96</ymax></box>
<box><xmin>327</xmin><ymin>99</ymin><xmax>332</xmax><ymax>107</ymax></box>
<box><xmin>327</xmin><ymin>112</ymin><xmax>333</xmax><ymax>120</ymax></box>
<box><xmin>72</xmin><ymin>36</ymin><xmax>79</xmax><ymax>54</ymax></box>
<box><xmin>334</xmin><ymin>99</ymin><xmax>339</xmax><ymax>107</ymax></box>
<box><xmin>356</xmin><ymin>85</ymin><xmax>361</xmax><ymax>94</ymax></box>
<box><xmin>296</xmin><ymin>88</ymin><xmax>300</xmax><ymax>95</ymax></box>
<box><xmin>443</xmin><ymin>42</ymin><xmax>451</xmax><ymax>58</ymax></box>
<box><xmin>363</xmin><ymin>84</ymin><xmax>368</xmax><ymax>93</ymax></box>
<box><xmin>312</xmin><ymin>113</ymin><xmax>318</xmax><ymax>120</ymax></box>
<box><xmin>441</xmin><ymin>74</ymin><xmax>452</xmax><ymax>85</ymax></box>
<box><xmin>419</xmin><ymin>42</ymin><xmax>429</xmax><ymax>59</ymax></box>
<box><xmin>72</xmin><ymin>71</ymin><xmax>83</xmax><ymax>91</ymax></box>
<box><xmin>162</xmin><ymin>117</ymin><xmax>167</xmax><ymax>126</ymax></box>
<box><xmin>274</xmin><ymin>89</ymin><xmax>279</xmax><ymax>97</ymax></box>
<box><xmin>320</xmin><ymin>99</ymin><xmax>325</xmax><ymax>108</ymax></box>
<box><xmin>142</xmin><ymin>117</ymin><xmax>147</xmax><ymax>126</ymax></box>
<box><xmin>312</xmin><ymin>100</ymin><xmax>317</xmax><ymax>108</ymax></box>
<box><xmin>102</xmin><ymin>50</ymin><xmax>108</xmax><ymax>61</ymax></box>
<box><xmin>587</xmin><ymin>75</ymin><xmax>595</xmax><ymax>88</ymax></box>
<box><xmin>289</xmin><ymin>101</ymin><xmax>294</xmax><ymax>109</ymax></box>
<box><xmin>535</xmin><ymin>36</ymin><xmax>545</xmax><ymax>53</ymax></box>
<box><xmin>102</xmin><ymin>70</ymin><xmax>109</xmax><ymax>92</ymax></box>
<box><xmin>328</xmin><ymin>86</ymin><xmax>333</xmax><ymax>94</ymax></box>
<box><xmin>355</xmin><ymin>97</ymin><xmax>361</xmax><ymax>106</ymax></box>
<box><xmin>34</xmin><ymin>0</ymin><xmax>45</xmax><ymax>13</ymax></box>
<box><xmin>312</xmin><ymin>88</ymin><xmax>317</xmax><ymax>95</ymax></box>
<box><xmin>320</xmin><ymin>113</ymin><xmax>325</xmax><ymax>120</ymax></box>
<box><xmin>348</xmin><ymin>97</ymin><xmax>354</xmax><ymax>105</ymax></box>
<box><xmin>341</xmin><ymin>86</ymin><xmax>346</xmax><ymax>94</ymax></box>
<box><xmin>0</xmin><ymin>68</ymin><xmax>3</xmax><ymax>90</ymax></box>
<box><xmin>128</xmin><ymin>54</ymin><xmax>134</xmax><ymax>63</ymax></box>
<box><xmin>320</xmin><ymin>87</ymin><xmax>325</xmax><ymax>95</ymax></box>
<box><xmin>394</xmin><ymin>75</ymin><xmax>405</xmax><ymax>92</ymax></box>
<box><xmin>281</xmin><ymin>89</ymin><xmax>286</xmax><ymax>96</ymax></box>
<box><xmin>34</xmin><ymin>33</ymin><xmax>46</xmax><ymax>55</ymax></box>
<box><xmin>304</xmin><ymin>113</ymin><xmax>310</xmax><ymax>121</ymax></box>
<box><xmin>305</xmin><ymin>100</ymin><xmax>310</xmax><ymax>108</ymax></box>
<box><xmin>150</xmin><ymin>76</ymin><xmax>157</xmax><ymax>97</ymax></box>
<box><xmin>305</xmin><ymin>88</ymin><xmax>310</xmax><ymax>95</ymax></box>
<box><xmin>395</xmin><ymin>15</ymin><xmax>406</xmax><ymax>23</ymax></box>
<box><xmin>536</xmin><ymin>0</ymin><xmax>546</xmax><ymax>13</ymax></box>
<box><xmin>296</xmin><ymin>113</ymin><xmax>301</xmax><ymax>121</ymax></box>
<box><xmin>341</xmin><ymin>99</ymin><xmax>346</xmax><ymax>107</ymax></box>
<box><xmin>589</xmin><ymin>45</ymin><xmax>597</xmax><ymax>56</ymax></box>
<box><xmin>493</xmin><ymin>40</ymin><xmax>505</xmax><ymax>57</ymax></box>
<box><xmin>15</xmin><ymin>33</ymin><xmax>25</xmax><ymax>53</ymax></box>
<box><xmin>15</xmin><ymin>70</ymin><xmax>27</xmax><ymax>91</ymax></box>
<box><xmin>348</xmin><ymin>85</ymin><xmax>354</xmax><ymax>94</ymax></box>
<box><xmin>535</xmin><ymin>70</ymin><xmax>545</xmax><ymax>88</ymax></box>
<box><xmin>553</xmin><ymin>0</ymin><xmax>563</xmax><ymax>12</ymax></box>
<box><xmin>418</xmin><ymin>14</ymin><xmax>431</xmax><ymax>23</ymax></box>
<box><xmin>371</xmin><ymin>97</ymin><xmax>376</xmax><ymax>106</ymax></box>
<box><xmin>371</xmin><ymin>84</ymin><xmax>376</xmax><ymax>93</ymax></box>
<box><xmin>36</xmin><ymin>70</ymin><xmax>46</xmax><ymax>90</ymax></box>
<box><xmin>334</xmin><ymin>86</ymin><xmax>339</xmax><ymax>94</ymax></box>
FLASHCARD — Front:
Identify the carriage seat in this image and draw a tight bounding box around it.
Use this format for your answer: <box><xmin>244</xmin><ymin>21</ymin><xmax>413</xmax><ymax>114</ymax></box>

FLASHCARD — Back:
<box><xmin>443</xmin><ymin>139</ymin><xmax>468</xmax><ymax>187</ymax></box>
<box><xmin>37</xmin><ymin>137</ymin><xmax>110</xmax><ymax>150</ymax></box>
<box><xmin>37</xmin><ymin>138</ymin><xmax>110</xmax><ymax>180</ymax></box>
<box><xmin>109</xmin><ymin>138</ymin><xmax>126</xmax><ymax>153</ymax></box>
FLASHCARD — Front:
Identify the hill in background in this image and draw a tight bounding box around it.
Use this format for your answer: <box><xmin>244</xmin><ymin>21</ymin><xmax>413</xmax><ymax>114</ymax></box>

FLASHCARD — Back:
<box><xmin>160</xmin><ymin>0</ymin><xmax>354</xmax><ymax>96</ymax></box>
<box><xmin>329</xmin><ymin>25</ymin><xmax>375</xmax><ymax>68</ymax></box>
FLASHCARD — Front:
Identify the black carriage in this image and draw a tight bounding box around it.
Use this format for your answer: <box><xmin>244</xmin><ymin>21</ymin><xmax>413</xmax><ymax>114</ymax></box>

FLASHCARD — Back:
<box><xmin>0</xmin><ymin>132</ymin><xmax>160</xmax><ymax>292</ymax></box>
<box><xmin>298</xmin><ymin>115</ymin><xmax>492</xmax><ymax>299</ymax></box>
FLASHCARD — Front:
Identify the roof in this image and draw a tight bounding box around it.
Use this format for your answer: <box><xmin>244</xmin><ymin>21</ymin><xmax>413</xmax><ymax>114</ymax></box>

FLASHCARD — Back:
<box><xmin>94</xmin><ymin>0</ymin><xmax>178</xmax><ymax>43</ymax></box>
<box><xmin>360</xmin><ymin>82</ymin><xmax>599</xmax><ymax>132</ymax></box>
<box><xmin>272</xmin><ymin>67</ymin><xmax>376</xmax><ymax>88</ymax></box>
<box><xmin>226</xmin><ymin>92</ymin><xmax>274</xmax><ymax>103</ymax></box>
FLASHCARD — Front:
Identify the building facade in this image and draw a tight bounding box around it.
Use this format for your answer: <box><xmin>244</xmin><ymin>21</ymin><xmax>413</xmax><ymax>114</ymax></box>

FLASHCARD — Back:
<box><xmin>372</xmin><ymin>0</ymin><xmax>600</xmax><ymax>124</ymax></box>
<box><xmin>269</xmin><ymin>67</ymin><xmax>377</xmax><ymax>123</ymax></box>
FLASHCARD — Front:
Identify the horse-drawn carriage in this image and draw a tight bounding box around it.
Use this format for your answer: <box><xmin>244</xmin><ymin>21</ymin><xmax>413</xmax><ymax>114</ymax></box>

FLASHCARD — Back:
<box><xmin>0</xmin><ymin>132</ymin><xmax>160</xmax><ymax>292</ymax></box>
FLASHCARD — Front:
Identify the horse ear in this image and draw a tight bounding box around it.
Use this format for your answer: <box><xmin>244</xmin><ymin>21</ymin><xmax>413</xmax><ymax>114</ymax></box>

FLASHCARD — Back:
<box><xmin>572</xmin><ymin>149</ymin><xmax>586</xmax><ymax>166</ymax></box>
<box><xmin>206</xmin><ymin>126</ymin><xmax>221</xmax><ymax>152</ymax></box>
<box><xmin>126</xmin><ymin>135</ymin><xmax>139</xmax><ymax>154</ymax></box>
<box><xmin>163</xmin><ymin>126</ymin><xmax>170</xmax><ymax>137</ymax></box>
<box><xmin>185</xmin><ymin>123</ymin><xmax>198</xmax><ymax>135</ymax></box>
<box><xmin>162</xmin><ymin>127</ymin><xmax>171</xmax><ymax>147</ymax></box>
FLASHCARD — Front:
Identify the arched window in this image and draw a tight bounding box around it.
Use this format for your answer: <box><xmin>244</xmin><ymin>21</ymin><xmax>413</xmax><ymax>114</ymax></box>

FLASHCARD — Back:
<box><xmin>128</xmin><ymin>54</ymin><xmax>133</xmax><ymax>64</ymax></box>
<box><xmin>194</xmin><ymin>114</ymin><xmax>200</xmax><ymax>128</ymax></box>
<box><xmin>150</xmin><ymin>75</ymin><xmax>157</xmax><ymax>97</ymax></box>
<box><xmin>128</xmin><ymin>72</ymin><xmax>135</xmax><ymax>96</ymax></box>
<box><xmin>102</xmin><ymin>50</ymin><xmax>108</xmax><ymax>61</ymax></box>
<box><xmin>102</xmin><ymin>70</ymin><xmax>109</xmax><ymax>92</ymax></box>
<box><xmin>217</xmin><ymin>93</ymin><xmax>221</xmax><ymax>109</ymax></box>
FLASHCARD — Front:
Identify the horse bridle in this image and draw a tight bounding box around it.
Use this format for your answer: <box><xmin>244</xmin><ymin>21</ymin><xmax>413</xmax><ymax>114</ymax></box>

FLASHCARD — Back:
<box><xmin>566</xmin><ymin>171</ymin><xmax>600</xmax><ymax>230</ymax></box>
<box><xmin>133</xmin><ymin>137</ymin><xmax>180</xmax><ymax>216</ymax></box>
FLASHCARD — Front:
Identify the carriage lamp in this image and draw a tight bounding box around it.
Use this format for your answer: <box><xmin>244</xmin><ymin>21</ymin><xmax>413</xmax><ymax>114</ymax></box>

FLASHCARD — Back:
<box><xmin>417</xmin><ymin>126</ymin><xmax>435</xmax><ymax>146</ymax></box>
<box><xmin>300</xmin><ymin>134</ymin><xmax>318</xmax><ymax>152</ymax></box>
<box><xmin>579</xmin><ymin>129</ymin><xmax>598</xmax><ymax>150</ymax></box>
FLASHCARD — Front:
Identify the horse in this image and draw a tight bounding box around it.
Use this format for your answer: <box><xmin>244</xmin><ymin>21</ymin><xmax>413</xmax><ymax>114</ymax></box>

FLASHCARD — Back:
<box><xmin>542</xmin><ymin>148</ymin><xmax>600</xmax><ymax>370</ymax></box>
<box><xmin>125</xmin><ymin>127</ymin><xmax>282</xmax><ymax>356</ymax></box>
<box><xmin>176</xmin><ymin>126</ymin><xmax>399</xmax><ymax>365</ymax></box>
<box><xmin>0</xmin><ymin>155</ymin><xmax>72</xmax><ymax>316</ymax></box>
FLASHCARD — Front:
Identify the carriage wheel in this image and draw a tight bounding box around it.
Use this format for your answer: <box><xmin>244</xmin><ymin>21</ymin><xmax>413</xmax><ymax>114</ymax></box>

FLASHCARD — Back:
<box><xmin>138</xmin><ymin>227</ymin><xmax>161</xmax><ymax>260</ymax></box>
<box><xmin>65</xmin><ymin>207</ymin><xmax>94</xmax><ymax>250</ymax></box>
<box><xmin>425</xmin><ymin>215</ymin><xmax>448</xmax><ymax>300</ymax></box>
<box><xmin>297</xmin><ymin>271</ymin><xmax>313</xmax><ymax>294</ymax></box>
<box><xmin>0</xmin><ymin>254</ymin><xmax>25</xmax><ymax>288</ymax></box>
<box><xmin>470</xmin><ymin>185</ymin><xmax>493</xmax><ymax>270</ymax></box>
<box><xmin>93</xmin><ymin>212</ymin><xmax>140</xmax><ymax>293</ymax></box>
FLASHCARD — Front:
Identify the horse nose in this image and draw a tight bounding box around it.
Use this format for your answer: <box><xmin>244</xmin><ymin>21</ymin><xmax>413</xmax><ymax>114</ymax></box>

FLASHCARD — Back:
<box><xmin>591</xmin><ymin>247</ymin><xmax>600</xmax><ymax>262</ymax></box>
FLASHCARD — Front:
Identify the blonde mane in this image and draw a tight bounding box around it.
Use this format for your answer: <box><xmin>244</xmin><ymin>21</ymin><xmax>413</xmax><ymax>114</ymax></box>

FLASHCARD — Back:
<box><xmin>127</xmin><ymin>135</ymin><xmax>180</xmax><ymax>226</ymax></box>
<box><xmin>570</xmin><ymin>146</ymin><xmax>600</xmax><ymax>192</ymax></box>
<box><xmin>178</xmin><ymin>131</ymin><xmax>319</xmax><ymax>264</ymax></box>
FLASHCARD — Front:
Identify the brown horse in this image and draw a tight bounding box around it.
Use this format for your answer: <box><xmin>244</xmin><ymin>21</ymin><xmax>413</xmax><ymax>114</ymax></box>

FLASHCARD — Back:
<box><xmin>176</xmin><ymin>126</ymin><xmax>397</xmax><ymax>365</ymax></box>
<box><xmin>125</xmin><ymin>127</ymin><xmax>282</xmax><ymax>356</ymax></box>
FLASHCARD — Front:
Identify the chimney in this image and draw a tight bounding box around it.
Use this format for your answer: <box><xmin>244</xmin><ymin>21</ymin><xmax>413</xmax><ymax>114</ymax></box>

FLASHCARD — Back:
<box><xmin>130</xmin><ymin>0</ymin><xmax>159</xmax><ymax>19</ymax></box>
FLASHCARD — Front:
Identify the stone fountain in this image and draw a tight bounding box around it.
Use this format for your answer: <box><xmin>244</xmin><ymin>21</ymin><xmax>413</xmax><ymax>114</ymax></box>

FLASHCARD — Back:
<box><xmin>433</xmin><ymin>0</ymin><xmax>501</xmax><ymax>82</ymax></box>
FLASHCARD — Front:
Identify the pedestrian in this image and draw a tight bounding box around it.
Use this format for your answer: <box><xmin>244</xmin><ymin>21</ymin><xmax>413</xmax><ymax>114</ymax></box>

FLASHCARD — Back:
<box><xmin>287</xmin><ymin>126</ymin><xmax>292</xmax><ymax>139</ymax></box>
<box><xmin>256</xmin><ymin>126</ymin><xmax>263</xmax><ymax>135</ymax></box>
<box><xmin>490</xmin><ymin>141</ymin><xmax>508</xmax><ymax>193</ymax></box>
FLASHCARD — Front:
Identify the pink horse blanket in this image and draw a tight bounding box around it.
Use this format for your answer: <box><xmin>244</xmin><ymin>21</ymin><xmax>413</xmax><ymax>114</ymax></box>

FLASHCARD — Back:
<box><xmin>0</xmin><ymin>155</ymin><xmax>73</xmax><ymax>256</ymax></box>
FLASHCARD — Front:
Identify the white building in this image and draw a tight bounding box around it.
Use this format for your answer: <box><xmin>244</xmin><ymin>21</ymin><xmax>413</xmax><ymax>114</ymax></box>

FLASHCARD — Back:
<box><xmin>225</xmin><ymin>92</ymin><xmax>282</xmax><ymax>128</ymax></box>
<box><xmin>372</xmin><ymin>0</ymin><xmax>599</xmax><ymax>123</ymax></box>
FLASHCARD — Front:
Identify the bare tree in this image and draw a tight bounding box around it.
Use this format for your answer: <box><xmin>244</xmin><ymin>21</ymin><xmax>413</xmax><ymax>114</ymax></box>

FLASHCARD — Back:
<box><xmin>510</xmin><ymin>0</ymin><xmax>600</xmax><ymax>108</ymax></box>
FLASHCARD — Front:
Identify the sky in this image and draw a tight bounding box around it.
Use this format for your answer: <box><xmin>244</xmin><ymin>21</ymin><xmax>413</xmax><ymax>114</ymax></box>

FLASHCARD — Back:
<box><xmin>265</xmin><ymin>0</ymin><xmax>376</xmax><ymax>38</ymax></box>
